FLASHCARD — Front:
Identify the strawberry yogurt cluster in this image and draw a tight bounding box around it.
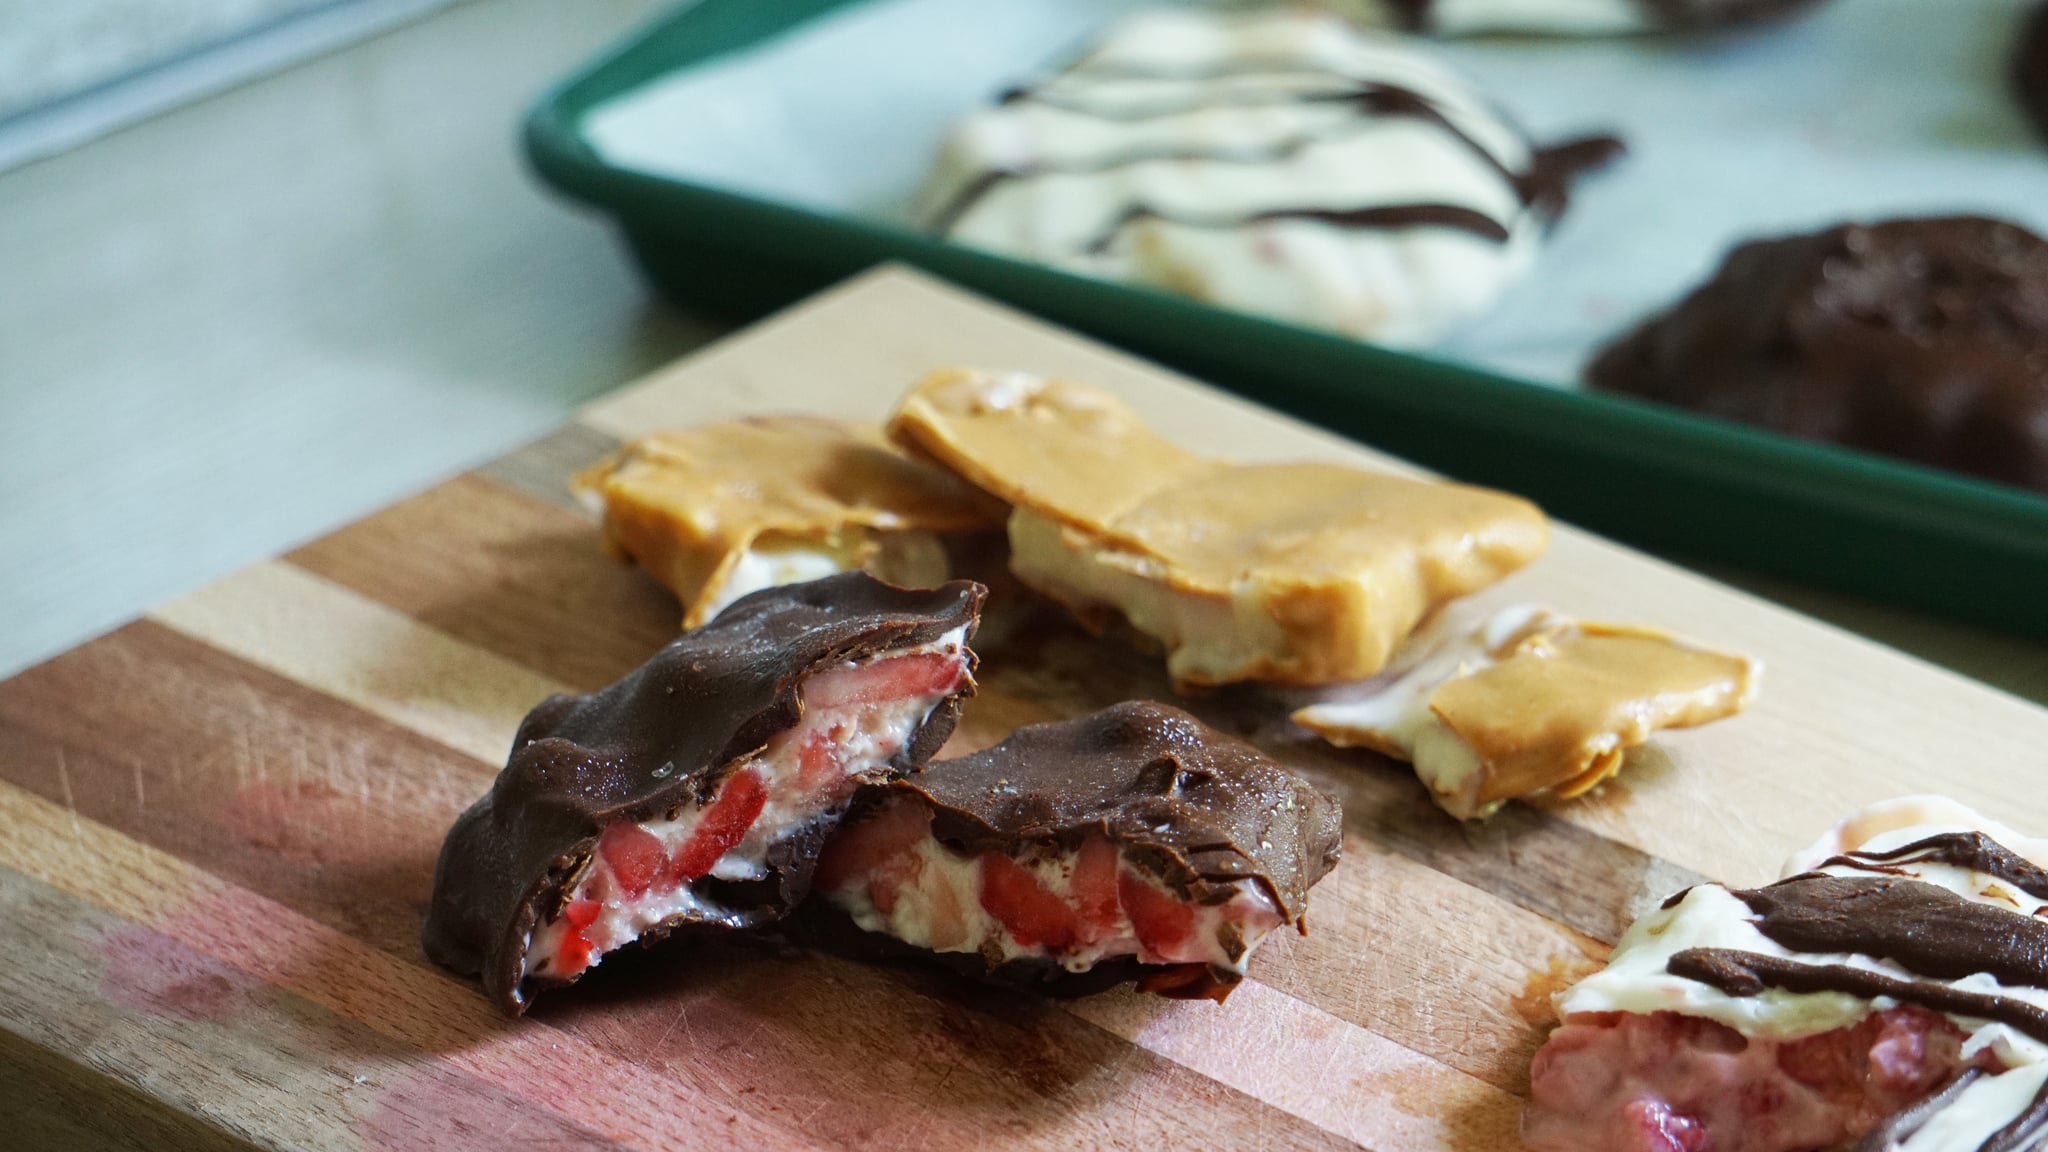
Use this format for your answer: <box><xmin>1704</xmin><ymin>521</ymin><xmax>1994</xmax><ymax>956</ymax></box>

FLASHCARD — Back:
<box><xmin>526</xmin><ymin>636</ymin><xmax>969</xmax><ymax>983</ymax></box>
<box><xmin>1526</xmin><ymin>797</ymin><xmax>2048</xmax><ymax>1152</ymax></box>
<box><xmin>813</xmin><ymin>795</ymin><xmax>1288</xmax><ymax>998</ymax></box>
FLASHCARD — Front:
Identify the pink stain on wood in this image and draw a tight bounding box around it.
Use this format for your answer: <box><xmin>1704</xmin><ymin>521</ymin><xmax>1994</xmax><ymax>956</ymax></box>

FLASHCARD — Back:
<box><xmin>99</xmin><ymin>922</ymin><xmax>248</xmax><ymax>1024</ymax></box>
<box><xmin>127</xmin><ymin>886</ymin><xmax>810</xmax><ymax>1149</ymax></box>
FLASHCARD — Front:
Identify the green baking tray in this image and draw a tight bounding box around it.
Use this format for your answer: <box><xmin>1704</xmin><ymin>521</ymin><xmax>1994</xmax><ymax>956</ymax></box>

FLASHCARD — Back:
<box><xmin>523</xmin><ymin>0</ymin><xmax>2048</xmax><ymax>640</ymax></box>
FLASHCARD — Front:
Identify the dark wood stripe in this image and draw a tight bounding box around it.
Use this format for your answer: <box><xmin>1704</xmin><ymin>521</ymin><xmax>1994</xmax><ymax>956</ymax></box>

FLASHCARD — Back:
<box><xmin>0</xmin><ymin>624</ymin><xmax>1361</xmax><ymax>1150</ymax></box>
<box><xmin>285</xmin><ymin>472</ymin><xmax>678</xmax><ymax>692</ymax></box>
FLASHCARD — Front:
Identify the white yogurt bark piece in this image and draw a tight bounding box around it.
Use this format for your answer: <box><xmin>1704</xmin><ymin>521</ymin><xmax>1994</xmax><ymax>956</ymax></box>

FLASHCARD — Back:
<box><xmin>1293</xmin><ymin>603</ymin><xmax>1758</xmax><ymax>819</ymax></box>
<box><xmin>1527</xmin><ymin>798</ymin><xmax>2048</xmax><ymax>1151</ymax></box>
<box><xmin>917</xmin><ymin>7</ymin><xmax>1620</xmax><ymax>348</ymax></box>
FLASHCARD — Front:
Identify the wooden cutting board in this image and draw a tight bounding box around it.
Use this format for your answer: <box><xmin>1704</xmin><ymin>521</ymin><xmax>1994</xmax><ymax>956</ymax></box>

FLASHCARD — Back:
<box><xmin>7</xmin><ymin>266</ymin><xmax>2048</xmax><ymax>1152</ymax></box>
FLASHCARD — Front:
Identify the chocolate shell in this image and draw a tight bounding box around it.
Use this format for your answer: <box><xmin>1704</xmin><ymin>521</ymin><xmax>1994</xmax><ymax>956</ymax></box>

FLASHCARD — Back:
<box><xmin>422</xmin><ymin>572</ymin><xmax>985</xmax><ymax>1014</ymax></box>
<box><xmin>809</xmin><ymin>701</ymin><xmax>1343</xmax><ymax>996</ymax></box>
<box><xmin>1588</xmin><ymin>216</ymin><xmax>2048</xmax><ymax>494</ymax></box>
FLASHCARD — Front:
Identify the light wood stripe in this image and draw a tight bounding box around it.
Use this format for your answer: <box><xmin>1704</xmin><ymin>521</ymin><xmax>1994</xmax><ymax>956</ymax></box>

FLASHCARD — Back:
<box><xmin>473</xmin><ymin>423</ymin><xmax>618</xmax><ymax>513</ymax></box>
<box><xmin>1068</xmin><ymin>980</ymin><xmax>1524</xmax><ymax>1151</ymax></box>
<box><xmin>286</xmin><ymin>473</ymin><xmax>678</xmax><ymax>693</ymax></box>
<box><xmin>150</xmin><ymin>561</ymin><xmax>567</xmax><ymax>765</ymax></box>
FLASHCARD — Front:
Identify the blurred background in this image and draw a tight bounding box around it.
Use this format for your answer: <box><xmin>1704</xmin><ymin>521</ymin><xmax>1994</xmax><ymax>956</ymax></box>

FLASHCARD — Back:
<box><xmin>0</xmin><ymin>0</ymin><xmax>714</xmax><ymax>677</ymax></box>
<box><xmin>3</xmin><ymin>0</ymin><xmax>2045</xmax><ymax>704</ymax></box>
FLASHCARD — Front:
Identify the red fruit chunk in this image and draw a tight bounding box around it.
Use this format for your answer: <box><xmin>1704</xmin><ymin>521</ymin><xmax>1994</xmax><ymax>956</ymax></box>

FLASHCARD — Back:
<box><xmin>814</xmin><ymin>797</ymin><xmax>933</xmax><ymax>893</ymax></box>
<box><xmin>979</xmin><ymin>852</ymin><xmax>1081</xmax><ymax>952</ymax></box>
<box><xmin>1618</xmin><ymin>1098</ymin><xmax>1709</xmax><ymax>1152</ymax></box>
<box><xmin>797</xmin><ymin>726</ymin><xmax>845</xmax><ymax>792</ymax></box>
<box><xmin>1119</xmin><ymin>868</ymin><xmax>1195</xmax><ymax>961</ymax></box>
<box><xmin>669</xmin><ymin>769</ymin><xmax>767</xmax><ymax>883</ymax></box>
<box><xmin>553</xmin><ymin>898</ymin><xmax>603</xmax><ymax>976</ymax></box>
<box><xmin>803</xmin><ymin>652</ymin><xmax>963</xmax><ymax>710</ymax></box>
<box><xmin>597</xmin><ymin>822</ymin><xmax>666</xmax><ymax>898</ymax></box>
<box><xmin>554</xmin><ymin>932</ymin><xmax>594</xmax><ymax>975</ymax></box>
<box><xmin>563</xmin><ymin>899</ymin><xmax>602</xmax><ymax>930</ymax></box>
<box><xmin>1069</xmin><ymin>836</ymin><xmax>1121</xmax><ymax>938</ymax></box>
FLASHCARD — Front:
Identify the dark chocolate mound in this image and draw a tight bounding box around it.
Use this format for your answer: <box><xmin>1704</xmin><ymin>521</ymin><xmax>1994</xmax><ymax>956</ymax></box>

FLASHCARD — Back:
<box><xmin>422</xmin><ymin>572</ymin><xmax>985</xmax><ymax>1015</ymax></box>
<box><xmin>806</xmin><ymin>702</ymin><xmax>1343</xmax><ymax>998</ymax></box>
<box><xmin>2019</xmin><ymin>2</ymin><xmax>2048</xmax><ymax>143</ymax></box>
<box><xmin>1588</xmin><ymin>216</ymin><xmax>2048</xmax><ymax>494</ymax></box>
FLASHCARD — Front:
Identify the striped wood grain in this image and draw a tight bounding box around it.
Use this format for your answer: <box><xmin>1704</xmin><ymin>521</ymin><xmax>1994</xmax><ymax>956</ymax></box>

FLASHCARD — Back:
<box><xmin>5</xmin><ymin>266</ymin><xmax>2048</xmax><ymax>1151</ymax></box>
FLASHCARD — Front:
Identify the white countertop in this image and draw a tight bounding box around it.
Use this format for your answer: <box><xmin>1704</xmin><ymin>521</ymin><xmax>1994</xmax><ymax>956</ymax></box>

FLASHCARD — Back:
<box><xmin>0</xmin><ymin>0</ymin><xmax>712</xmax><ymax>677</ymax></box>
<box><xmin>3</xmin><ymin>0</ymin><xmax>2045</xmax><ymax>710</ymax></box>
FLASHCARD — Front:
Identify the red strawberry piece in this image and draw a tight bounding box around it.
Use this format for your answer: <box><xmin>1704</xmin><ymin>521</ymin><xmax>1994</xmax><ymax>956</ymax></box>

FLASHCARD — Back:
<box><xmin>669</xmin><ymin>769</ymin><xmax>768</xmax><ymax>883</ymax></box>
<box><xmin>797</xmin><ymin>726</ymin><xmax>845</xmax><ymax>792</ymax></box>
<box><xmin>813</xmin><ymin>797</ymin><xmax>932</xmax><ymax>893</ymax></box>
<box><xmin>1615</xmin><ymin>1098</ymin><xmax>1708</xmax><ymax>1152</ymax></box>
<box><xmin>979</xmin><ymin>851</ymin><xmax>1081</xmax><ymax>952</ymax></box>
<box><xmin>554</xmin><ymin>933</ymin><xmax>594</xmax><ymax>975</ymax></box>
<box><xmin>803</xmin><ymin>652</ymin><xmax>964</xmax><ymax>710</ymax></box>
<box><xmin>597</xmin><ymin>822</ymin><xmax>666</xmax><ymax>899</ymax></box>
<box><xmin>1068</xmin><ymin>836</ymin><xmax>1121</xmax><ymax>938</ymax></box>
<box><xmin>552</xmin><ymin>898</ymin><xmax>604</xmax><ymax>976</ymax></box>
<box><xmin>1118</xmin><ymin>868</ymin><xmax>1195</xmax><ymax>962</ymax></box>
<box><xmin>563</xmin><ymin>899</ymin><xmax>602</xmax><ymax>930</ymax></box>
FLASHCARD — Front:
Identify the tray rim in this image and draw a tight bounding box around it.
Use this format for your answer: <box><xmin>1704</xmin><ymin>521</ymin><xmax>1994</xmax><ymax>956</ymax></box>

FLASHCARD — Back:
<box><xmin>519</xmin><ymin>0</ymin><xmax>2048</xmax><ymax>639</ymax></box>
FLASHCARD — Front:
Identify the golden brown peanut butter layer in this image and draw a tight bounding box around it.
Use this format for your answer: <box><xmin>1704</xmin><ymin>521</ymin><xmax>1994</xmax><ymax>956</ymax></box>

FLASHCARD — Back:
<box><xmin>1294</xmin><ymin>605</ymin><xmax>1759</xmax><ymax>818</ymax></box>
<box><xmin>889</xmin><ymin>369</ymin><xmax>1548</xmax><ymax>685</ymax></box>
<box><xmin>886</xmin><ymin>369</ymin><xmax>1212</xmax><ymax>532</ymax></box>
<box><xmin>574</xmin><ymin>416</ymin><xmax>1006</xmax><ymax>629</ymax></box>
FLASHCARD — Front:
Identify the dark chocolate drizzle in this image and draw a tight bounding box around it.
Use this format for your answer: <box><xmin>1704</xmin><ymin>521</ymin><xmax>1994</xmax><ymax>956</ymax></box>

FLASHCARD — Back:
<box><xmin>932</xmin><ymin>56</ymin><xmax>1620</xmax><ymax>249</ymax></box>
<box><xmin>1390</xmin><ymin>0</ymin><xmax>1827</xmax><ymax>32</ymax></box>
<box><xmin>1080</xmin><ymin>203</ymin><xmax>1513</xmax><ymax>255</ymax></box>
<box><xmin>1829</xmin><ymin>831</ymin><xmax>2048</xmax><ymax>902</ymax></box>
<box><xmin>1667</xmin><ymin>948</ymin><xmax>2048</xmax><ymax>1044</ymax></box>
<box><xmin>1733</xmin><ymin>874</ymin><xmax>2048</xmax><ymax>988</ymax></box>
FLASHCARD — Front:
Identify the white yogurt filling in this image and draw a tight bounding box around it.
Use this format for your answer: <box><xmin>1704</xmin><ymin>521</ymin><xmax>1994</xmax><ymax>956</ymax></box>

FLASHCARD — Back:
<box><xmin>700</xmin><ymin>530</ymin><xmax>950</xmax><ymax>623</ymax></box>
<box><xmin>1293</xmin><ymin>604</ymin><xmax>1548</xmax><ymax>818</ymax></box>
<box><xmin>1008</xmin><ymin>507</ymin><xmax>1288</xmax><ymax>685</ymax></box>
<box><xmin>522</xmin><ymin>626</ymin><xmax>969</xmax><ymax>985</ymax></box>
<box><xmin>820</xmin><ymin>804</ymin><xmax>1286</xmax><ymax>978</ymax></box>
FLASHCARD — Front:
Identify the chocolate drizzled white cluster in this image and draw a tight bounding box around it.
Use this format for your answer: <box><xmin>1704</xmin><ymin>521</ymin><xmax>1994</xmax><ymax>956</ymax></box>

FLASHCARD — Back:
<box><xmin>915</xmin><ymin>8</ymin><xmax>1617</xmax><ymax>347</ymax></box>
<box><xmin>1539</xmin><ymin>797</ymin><xmax>2048</xmax><ymax>1151</ymax></box>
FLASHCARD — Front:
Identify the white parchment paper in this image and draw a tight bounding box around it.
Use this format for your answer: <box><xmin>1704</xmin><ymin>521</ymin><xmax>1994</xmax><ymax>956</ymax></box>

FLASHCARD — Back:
<box><xmin>585</xmin><ymin>0</ymin><xmax>2048</xmax><ymax>385</ymax></box>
